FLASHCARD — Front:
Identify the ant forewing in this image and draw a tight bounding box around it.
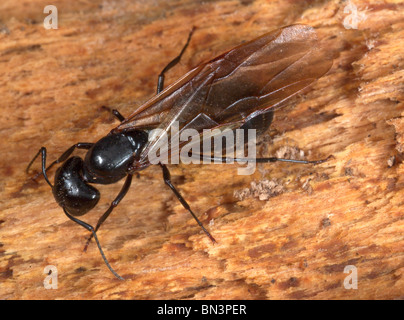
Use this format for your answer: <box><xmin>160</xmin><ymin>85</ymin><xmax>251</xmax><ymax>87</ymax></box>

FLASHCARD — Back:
<box><xmin>27</xmin><ymin>24</ymin><xmax>333</xmax><ymax>280</ymax></box>
<box><xmin>114</xmin><ymin>24</ymin><xmax>333</xmax><ymax>166</ymax></box>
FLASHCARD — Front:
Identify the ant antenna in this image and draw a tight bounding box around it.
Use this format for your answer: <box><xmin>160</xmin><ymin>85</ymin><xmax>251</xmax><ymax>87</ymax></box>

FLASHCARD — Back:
<box><xmin>63</xmin><ymin>208</ymin><xmax>124</xmax><ymax>280</ymax></box>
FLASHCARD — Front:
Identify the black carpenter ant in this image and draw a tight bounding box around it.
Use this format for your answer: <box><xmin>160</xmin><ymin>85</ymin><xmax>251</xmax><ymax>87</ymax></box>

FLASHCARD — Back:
<box><xmin>27</xmin><ymin>25</ymin><xmax>333</xmax><ymax>280</ymax></box>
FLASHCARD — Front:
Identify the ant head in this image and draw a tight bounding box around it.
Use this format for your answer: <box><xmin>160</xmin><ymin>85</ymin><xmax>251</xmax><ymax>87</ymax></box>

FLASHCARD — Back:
<box><xmin>53</xmin><ymin>156</ymin><xmax>100</xmax><ymax>216</ymax></box>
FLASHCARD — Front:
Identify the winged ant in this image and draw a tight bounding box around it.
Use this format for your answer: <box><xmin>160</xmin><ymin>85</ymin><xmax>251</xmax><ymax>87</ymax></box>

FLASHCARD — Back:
<box><xmin>27</xmin><ymin>25</ymin><xmax>333</xmax><ymax>279</ymax></box>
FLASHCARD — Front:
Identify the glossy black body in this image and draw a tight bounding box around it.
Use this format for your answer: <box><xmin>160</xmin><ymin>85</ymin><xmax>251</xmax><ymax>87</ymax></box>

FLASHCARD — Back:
<box><xmin>83</xmin><ymin>130</ymin><xmax>148</xmax><ymax>184</ymax></box>
<box><xmin>53</xmin><ymin>130</ymin><xmax>148</xmax><ymax>216</ymax></box>
<box><xmin>53</xmin><ymin>156</ymin><xmax>100</xmax><ymax>216</ymax></box>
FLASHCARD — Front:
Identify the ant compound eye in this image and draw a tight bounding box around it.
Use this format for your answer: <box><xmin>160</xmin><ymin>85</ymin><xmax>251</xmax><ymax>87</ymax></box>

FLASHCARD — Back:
<box><xmin>53</xmin><ymin>157</ymin><xmax>100</xmax><ymax>216</ymax></box>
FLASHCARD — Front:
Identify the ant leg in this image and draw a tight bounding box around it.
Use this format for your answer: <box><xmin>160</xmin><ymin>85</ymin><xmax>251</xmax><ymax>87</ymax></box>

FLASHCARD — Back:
<box><xmin>27</xmin><ymin>143</ymin><xmax>94</xmax><ymax>181</ymax></box>
<box><xmin>84</xmin><ymin>174</ymin><xmax>133</xmax><ymax>251</ymax></box>
<box><xmin>32</xmin><ymin>147</ymin><xmax>52</xmax><ymax>188</ymax></box>
<box><xmin>160</xmin><ymin>163</ymin><xmax>216</xmax><ymax>243</ymax></box>
<box><xmin>100</xmin><ymin>106</ymin><xmax>125</xmax><ymax>122</ymax></box>
<box><xmin>62</xmin><ymin>208</ymin><xmax>124</xmax><ymax>280</ymax></box>
<box><xmin>111</xmin><ymin>109</ymin><xmax>125</xmax><ymax>122</ymax></box>
<box><xmin>102</xmin><ymin>28</ymin><xmax>195</xmax><ymax>122</ymax></box>
<box><xmin>157</xmin><ymin>27</ymin><xmax>195</xmax><ymax>94</ymax></box>
<box><xmin>27</xmin><ymin>143</ymin><xmax>93</xmax><ymax>174</ymax></box>
<box><xmin>189</xmin><ymin>154</ymin><xmax>334</xmax><ymax>165</ymax></box>
<box><xmin>30</xmin><ymin>143</ymin><xmax>123</xmax><ymax>279</ymax></box>
<box><xmin>254</xmin><ymin>155</ymin><xmax>334</xmax><ymax>164</ymax></box>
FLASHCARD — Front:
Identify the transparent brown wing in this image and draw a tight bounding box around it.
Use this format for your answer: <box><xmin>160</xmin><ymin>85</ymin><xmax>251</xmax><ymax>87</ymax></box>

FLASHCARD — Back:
<box><xmin>114</xmin><ymin>24</ymin><xmax>333</xmax><ymax>165</ymax></box>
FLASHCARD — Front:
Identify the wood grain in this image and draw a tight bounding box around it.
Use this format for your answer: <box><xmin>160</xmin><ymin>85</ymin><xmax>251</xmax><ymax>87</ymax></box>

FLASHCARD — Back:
<box><xmin>0</xmin><ymin>0</ymin><xmax>403</xmax><ymax>299</ymax></box>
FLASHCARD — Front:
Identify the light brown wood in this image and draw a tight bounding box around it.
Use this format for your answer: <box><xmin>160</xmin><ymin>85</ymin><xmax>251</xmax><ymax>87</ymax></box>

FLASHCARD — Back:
<box><xmin>0</xmin><ymin>0</ymin><xmax>403</xmax><ymax>299</ymax></box>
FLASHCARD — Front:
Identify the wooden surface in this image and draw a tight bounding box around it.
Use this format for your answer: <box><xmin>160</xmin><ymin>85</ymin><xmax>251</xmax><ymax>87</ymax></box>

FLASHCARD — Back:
<box><xmin>0</xmin><ymin>0</ymin><xmax>403</xmax><ymax>299</ymax></box>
